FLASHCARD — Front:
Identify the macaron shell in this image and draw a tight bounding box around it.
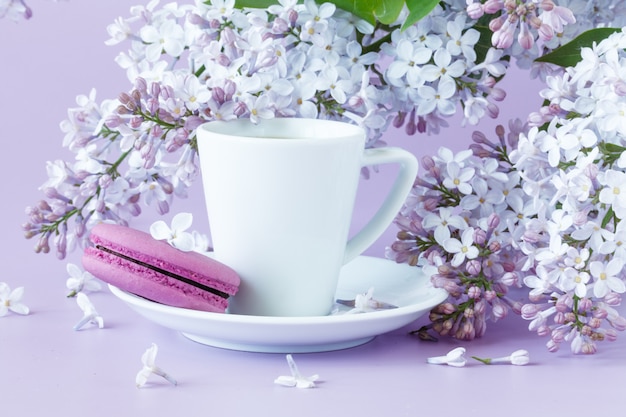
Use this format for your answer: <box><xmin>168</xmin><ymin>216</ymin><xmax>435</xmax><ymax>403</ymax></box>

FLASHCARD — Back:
<box><xmin>82</xmin><ymin>223</ymin><xmax>240</xmax><ymax>312</ymax></box>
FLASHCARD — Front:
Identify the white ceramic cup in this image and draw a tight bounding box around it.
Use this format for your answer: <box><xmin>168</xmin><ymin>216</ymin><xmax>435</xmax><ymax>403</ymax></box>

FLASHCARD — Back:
<box><xmin>197</xmin><ymin>118</ymin><xmax>418</xmax><ymax>316</ymax></box>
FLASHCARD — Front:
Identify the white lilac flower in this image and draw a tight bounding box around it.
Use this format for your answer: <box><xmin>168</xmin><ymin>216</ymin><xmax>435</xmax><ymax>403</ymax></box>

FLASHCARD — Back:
<box><xmin>0</xmin><ymin>282</ymin><xmax>29</xmax><ymax>317</ymax></box>
<box><xmin>472</xmin><ymin>349</ymin><xmax>530</xmax><ymax>365</ymax></box>
<box><xmin>73</xmin><ymin>293</ymin><xmax>104</xmax><ymax>331</ymax></box>
<box><xmin>140</xmin><ymin>19</ymin><xmax>186</xmax><ymax>62</ymax></box>
<box><xmin>560</xmin><ymin>268</ymin><xmax>589</xmax><ymax>298</ymax></box>
<box><xmin>136</xmin><ymin>343</ymin><xmax>177</xmax><ymax>388</ymax></box>
<box><xmin>442</xmin><ymin>161</ymin><xmax>475</xmax><ymax>195</ymax></box>
<box><xmin>599</xmin><ymin>170</ymin><xmax>626</xmax><ymax>218</ymax></box>
<box><xmin>589</xmin><ymin>259</ymin><xmax>626</xmax><ymax>299</ymax></box>
<box><xmin>416</xmin><ymin>77</ymin><xmax>457</xmax><ymax>116</ymax></box>
<box><xmin>66</xmin><ymin>263</ymin><xmax>102</xmax><ymax>297</ymax></box>
<box><xmin>443</xmin><ymin>228</ymin><xmax>479</xmax><ymax>267</ymax></box>
<box><xmin>427</xmin><ymin>347</ymin><xmax>467</xmax><ymax>367</ymax></box>
<box><xmin>422</xmin><ymin>206</ymin><xmax>467</xmax><ymax>245</ymax></box>
<box><xmin>274</xmin><ymin>354</ymin><xmax>319</xmax><ymax>388</ymax></box>
<box><xmin>150</xmin><ymin>212</ymin><xmax>195</xmax><ymax>251</ymax></box>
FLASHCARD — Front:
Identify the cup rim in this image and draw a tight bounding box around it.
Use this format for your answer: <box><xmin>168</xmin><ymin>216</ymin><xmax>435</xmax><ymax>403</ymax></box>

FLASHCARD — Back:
<box><xmin>198</xmin><ymin>117</ymin><xmax>365</xmax><ymax>141</ymax></box>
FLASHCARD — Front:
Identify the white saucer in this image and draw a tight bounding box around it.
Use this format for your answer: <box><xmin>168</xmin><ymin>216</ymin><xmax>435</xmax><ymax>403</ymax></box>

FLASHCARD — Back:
<box><xmin>108</xmin><ymin>256</ymin><xmax>447</xmax><ymax>353</ymax></box>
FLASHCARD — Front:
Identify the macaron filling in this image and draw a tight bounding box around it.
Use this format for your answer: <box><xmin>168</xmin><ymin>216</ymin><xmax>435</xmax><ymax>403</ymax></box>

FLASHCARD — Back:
<box><xmin>95</xmin><ymin>244</ymin><xmax>230</xmax><ymax>300</ymax></box>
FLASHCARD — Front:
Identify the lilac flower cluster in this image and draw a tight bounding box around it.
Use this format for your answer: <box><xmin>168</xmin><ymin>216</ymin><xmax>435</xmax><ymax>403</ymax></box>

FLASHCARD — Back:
<box><xmin>24</xmin><ymin>0</ymin><xmax>514</xmax><ymax>258</ymax></box>
<box><xmin>388</xmin><ymin>124</ymin><xmax>527</xmax><ymax>341</ymax></box>
<box><xmin>24</xmin><ymin>0</ymin><xmax>609</xmax><ymax>262</ymax></box>
<box><xmin>510</xmin><ymin>29</ymin><xmax>626</xmax><ymax>354</ymax></box>
<box><xmin>390</xmin><ymin>28</ymin><xmax>626</xmax><ymax>354</ymax></box>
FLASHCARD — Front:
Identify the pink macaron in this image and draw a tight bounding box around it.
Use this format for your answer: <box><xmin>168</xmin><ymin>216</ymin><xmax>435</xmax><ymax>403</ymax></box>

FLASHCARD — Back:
<box><xmin>82</xmin><ymin>223</ymin><xmax>240</xmax><ymax>313</ymax></box>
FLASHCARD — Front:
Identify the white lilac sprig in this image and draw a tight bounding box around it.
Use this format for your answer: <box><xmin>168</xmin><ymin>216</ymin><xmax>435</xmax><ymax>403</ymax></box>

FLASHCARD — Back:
<box><xmin>472</xmin><ymin>349</ymin><xmax>530</xmax><ymax>365</ymax></box>
<box><xmin>73</xmin><ymin>293</ymin><xmax>104</xmax><ymax>331</ymax></box>
<box><xmin>508</xmin><ymin>28</ymin><xmax>626</xmax><ymax>354</ymax></box>
<box><xmin>66</xmin><ymin>263</ymin><xmax>102</xmax><ymax>298</ymax></box>
<box><xmin>389</xmin><ymin>125</ymin><xmax>526</xmax><ymax>341</ymax></box>
<box><xmin>135</xmin><ymin>343</ymin><xmax>177</xmax><ymax>388</ymax></box>
<box><xmin>426</xmin><ymin>347</ymin><xmax>468</xmax><ymax>367</ymax></box>
<box><xmin>274</xmin><ymin>354</ymin><xmax>319</xmax><ymax>389</ymax></box>
<box><xmin>24</xmin><ymin>0</ymin><xmax>602</xmax><ymax>261</ymax></box>
<box><xmin>0</xmin><ymin>282</ymin><xmax>30</xmax><ymax>317</ymax></box>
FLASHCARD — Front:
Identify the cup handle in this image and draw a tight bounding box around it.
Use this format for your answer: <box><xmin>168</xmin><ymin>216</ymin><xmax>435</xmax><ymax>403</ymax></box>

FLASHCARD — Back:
<box><xmin>343</xmin><ymin>147</ymin><xmax>419</xmax><ymax>264</ymax></box>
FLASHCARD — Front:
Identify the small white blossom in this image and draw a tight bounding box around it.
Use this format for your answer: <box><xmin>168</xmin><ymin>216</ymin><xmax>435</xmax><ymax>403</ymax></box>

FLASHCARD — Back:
<box><xmin>136</xmin><ymin>343</ymin><xmax>178</xmax><ymax>388</ymax></box>
<box><xmin>589</xmin><ymin>259</ymin><xmax>626</xmax><ymax>299</ymax></box>
<box><xmin>66</xmin><ymin>263</ymin><xmax>102</xmax><ymax>297</ymax></box>
<box><xmin>427</xmin><ymin>347</ymin><xmax>467</xmax><ymax>367</ymax></box>
<box><xmin>443</xmin><ymin>228</ymin><xmax>479</xmax><ymax>267</ymax></box>
<box><xmin>338</xmin><ymin>287</ymin><xmax>397</xmax><ymax>314</ymax></box>
<box><xmin>274</xmin><ymin>354</ymin><xmax>319</xmax><ymax>388</ymax></box>
<box><xmin>0</xmin><ymin>282</ymin><xmax>29</xmax><ymax>317</ymax></box>
<box><xmin>442</xmin><ymin>161</ymin><xmax>475</xmax><ymax>195</ymax></box>
<box><xmin>150</xmin><ymin>212</ymin><xmax>195</xmax><ymax>251</ymax></box>
<box><xmin>73</xmin><ymin>293</ymin><xmax>104</xmax><ymax>330</ymax></box>
<box><xmin>472</xmin><ymin>349</ymin><xmax>530</xmax><ymax>365</ymax></box>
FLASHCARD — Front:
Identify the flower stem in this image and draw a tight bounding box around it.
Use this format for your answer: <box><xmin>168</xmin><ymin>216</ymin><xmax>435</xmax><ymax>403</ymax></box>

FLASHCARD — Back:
<box><xmin>471</xmin><ymin>356</ymin><xmax>492</xmax><ymax>364</ymax></box>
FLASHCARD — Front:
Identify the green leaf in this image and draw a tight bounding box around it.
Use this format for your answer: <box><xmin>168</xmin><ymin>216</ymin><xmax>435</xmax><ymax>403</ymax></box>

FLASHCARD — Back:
<box><xmin>402</xmin><ymin>0</ymin><xmax>440</xmax><ymax>30</ymax></box>
<box><xmin>372</xmin><ymin>0</ymin><xmax>406</xmax><ymax>25</ymax></box>
<box><xmin>535</xmin><ymin>27</ymin><xmax>622</xmax><ymax>67</ymax></box>
<box><xmin>232</xmin><ymin>0</ymin><xmax>407</xmax><ymax>25</ymax></box>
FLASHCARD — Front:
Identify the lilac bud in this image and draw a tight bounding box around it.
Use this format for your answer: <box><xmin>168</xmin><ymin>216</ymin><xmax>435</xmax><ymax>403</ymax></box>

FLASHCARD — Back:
<box><xmin>467</xmin><ymin>285</ymin><xmax>481</xmax><ymax>299</ymax></box>
<box><xmin>484</xmin><ymin>290</ymin><xmax>497</xmax><ymax>302</ymax></box>
<box><xmin>393</xmin><ymin>111</ymin><xmax>406</xmax><ymax>128</ymax></box>
<box><xmin>488</xmin><ymin>240</ymin><xmax>501</xmax><ymax>252</ymax></box>
<box><xmin>105</xmin><ymin>114</ymin><xmax>123</xmax><ymax>128</ymax></box>
<box><xmin>474</xmin><ymin>228</ymin><xmax>487</xmax><ymax>245</ymax></box>
<box><xmin>470</xmin><ymin>144</ymin><xmax>492</xmax><ymax>158</ymax></box>
<box><xmin>421</xmin><ymin>155</ymin><xmax>435</xmax><ymax>170</ymax></box>
<box><xmin>147</xmin><ymin>98</ymin><xmax>160</xmax><ymax>114</ymax></box>
<box><xmin>610</xmin><ymin>315</ymin><xmax>626</xmax><ymax>331</ymax></box>
<box><xmin>578</xmin><ymin>297</ymin><xmax>593</xmax><ymax>313</ymax></box>
<box><xmin>466</xmin><ymin>260</ymin><xmax>482</xmax><ymax>276</ymax></box>
<box><xmin>35</xmin><ymin>233</ymin><xmax>51</xmax><ymax>254</ymax></box>
<box><xmin>157</xmin><ymin>200</ymin><xmax>170</xmax><ymax>215</ymax></box>
<box><xmin>405</xmin><ymin>118</ymin><xmax>416</xmax><ymax>136</ymax></box>
<box><xmin>604</xmin><ymin>292</ymin><xmax>622</xmax><ymax>306</ymax></box>
<box><xmin>288</xmin><ymin>9</ymin><xmax>298</xmax><ymax>26</ymax></box>
<box><xmin>417</xmin><ymin>116</ymin><xmax>427</xmax><ymax>134</ymax></box>
<box><xmin>498</xmin><ymin>272</ymin><xmax>517</xmax><ymax>286</ymax></box>
<box><xmin>217</xmin><ymin>53</ymin><xmax>231</xmax><ymax>67</ymax></box>
<box><xmin>128</xmin><ymin>203</ymin><xmax>141</xmax><ymax>217</ymax></box>
<box><xmin>130</xmin><ymin>116</ymin><xmax>144</xmax><ymax>129</ymax></box>
<box><xmin>472</xmin><ymin>130</ymin><xmax>491</xmax><ymax>145</ymax></box>
<box><xmin>546</xmin><ymin>339</ymin><xmax>559</xmax><ymax>352</ymax></box>
<box><xmin>487</xmin><ymin>102</ymin><xmax>499</xmax><ymax>119</ymax></box>
<box><xmin>589</xmin><ymin>317</ymin><xmax>602</xmax><ymax>329</ymax></box>
<box><xmin>209</xmin><ymin>18</ymin><xmax>222</xmax><ymax>29</ymax></box>
<box><xmin>98</xmin><ymin>174</ymin><xmax>113</xmax><ymax>188</ymax></box>
<box><xmin>212</xmin><ymin>87</ymin><xmax>226</xmax><ymax>104</ymax></box>
<box><xmin>537</xmin><ymin>324</ymin><xmax>550</xmax><ymax>337</ymax></box>
<box><xmin>490</xmin><ymin>87</ymin><xmax>506</xmax><ymax>101</ymax></box>
<box><xmin>484</xmin><ymin>0</ymin><xmax>504</xmax><ymax>14</ymax></box>
<box><xmin>604</xmin><ymin>329</ymin><xmax>618</xmax><ymax>342</ymax></box>
<box><xmin>233</xmin><ymin>102</ymin><xmax>247</xmax><ymax>116</ymax></box>
<box><xmin>134</xmin><ymin>77</ymin><xmax>148</xmax><ymax>94</ymax></box>
<box><xmin>466</xmin><ymin>2</ymin><xmax>484</xmax><ymax>19</ymax></box>
<box><xmin>491</xmin><ymin>301</ymin><xmax>507</xmax><ymax>319</ymax></box>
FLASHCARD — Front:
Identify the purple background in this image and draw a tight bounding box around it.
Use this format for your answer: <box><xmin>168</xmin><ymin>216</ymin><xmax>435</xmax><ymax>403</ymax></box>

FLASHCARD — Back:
<box><xmin>2</xmin><ymin>1</ymin><xmax>624</xmax><ymax>416</ymax></box>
